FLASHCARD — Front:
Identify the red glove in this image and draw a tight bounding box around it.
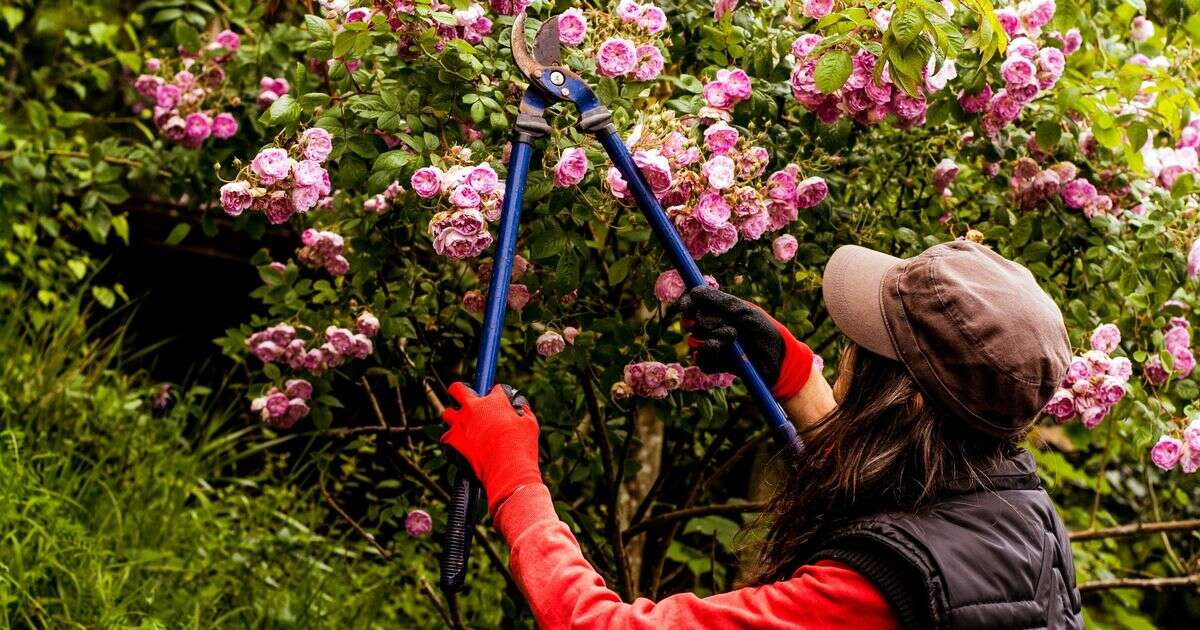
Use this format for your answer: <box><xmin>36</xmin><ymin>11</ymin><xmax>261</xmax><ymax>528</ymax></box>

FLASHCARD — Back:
<box><xmin>680</xmin><ymin>286</ymin><xmax>815</xmax><ymax>401</ymax></box>
<box><xmin>442</xmin><ymin>382</ymin><xmax>543</xmax><ymax>515</ymax></box>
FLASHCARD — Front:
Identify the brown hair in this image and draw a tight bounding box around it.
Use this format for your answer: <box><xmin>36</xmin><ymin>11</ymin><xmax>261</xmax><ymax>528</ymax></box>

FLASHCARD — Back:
<box><xmin>745</xmin><ymin>344</ymin><xmax>1019</xmax><ymax>585</ymax></box>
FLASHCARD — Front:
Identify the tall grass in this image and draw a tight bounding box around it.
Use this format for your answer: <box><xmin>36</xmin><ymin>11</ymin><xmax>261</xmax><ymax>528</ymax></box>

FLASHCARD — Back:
<box><xmin>0</xmin><ymin>292</ymin><xmax>456</xmax><ymax>628</ymax></box>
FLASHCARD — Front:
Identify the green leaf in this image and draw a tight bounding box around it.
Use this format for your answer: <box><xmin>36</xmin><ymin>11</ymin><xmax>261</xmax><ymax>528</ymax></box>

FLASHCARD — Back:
<box><xmin>164</xmin><ymin>223</ymin><xmax>191</xmax><ymax>246</ymax></box>
<box><xmin>56</xmin><ymin>111</ymin><xmax>92</xmax><ymax>128</ymax></box>
<box><xmin>2</xmin><ymin>6</ymin><xmax>25</xmax><ymax>30</ymax></box>
<box><xmin>608</xmin><ymin>257</ymin><xmax>633</xmax><ymax>285</ymax></box>
<box><xmin>299</xmin><ymin>92</ymin><xmax>331</xmax><ymax>110</ymax></box>
<box><xmin>172</xmin><ymin>21</ymin><xmax>201</xmax><ymax>53</ymax></box>
<box><xmin>1035</xmin><ymin>120</ymin><xmax>1061</xmax><ymax>150</ymax></box>
<box><xmin>890</xmin><ymin>7</ymin><xmax>925</xmax><ymax>47</ymax></box>
<box><xmin>304</xmin><ymin>14</ymin><xmax>333</xmax><ymax>40</ymax></box>
<box><xmin>91</xmin><ymin>286</ymin><xmax>116</xmax><ymax>309</ymax></box>
<box><xmin>261</xmin><ymin>94</ymin><xmax>300</xmax><ymax>127</ymax></box>
<box><xmin>333</xmin><ymin>30</ymin><xmax>358</xmax><ymax>57</ymax></box>
<box><xmin>814</xmin><ymin>51</ymin><xmax>853</xmax><ymax>94</ymax></box>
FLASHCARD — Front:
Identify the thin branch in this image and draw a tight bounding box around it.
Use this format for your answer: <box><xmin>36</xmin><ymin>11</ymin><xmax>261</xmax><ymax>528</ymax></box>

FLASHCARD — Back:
<box><xmin>362</xmin><ymin>375</ymin><xmax>389</xmax><ymax>427</ymax></box>
<box><xmin>1070</xmin><ymin>519</ymin><xmax>1200</xmax><ymax>542</ymax></box>
<box><xmin>329</xmin><ymin>425</ymin><xmax>427</xmax><ymax>437</ymax></box>
<box><xmin>320</xmin><ymin>477</ymin><xmax>392</xmax><ymax>560</ymax></box>
<box><xmin>579</xmin><ymin>366</ymin><xmax>633</xmax><ymax>601</ymax></box>
<box><xmin>1078</xmin><ymin>575</ymin><xmax>1200</xmax><ymax>593</ymax></box>
<box><xmin>418</xmin><ymin>577</ymin><xmax>460</xmax><ymax>630</ymax></box>
<box><xmin>624</xmin><ymin>502</ymin><xmax>767</xmax><ymax>538</ymax></box>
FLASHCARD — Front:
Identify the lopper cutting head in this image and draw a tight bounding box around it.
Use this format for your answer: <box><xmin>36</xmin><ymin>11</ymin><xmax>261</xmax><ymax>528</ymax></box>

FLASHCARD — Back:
<box><xmin>510</xmin><ymin>11</ymin><xmax>602</xmax><ymax>110</ymax></box>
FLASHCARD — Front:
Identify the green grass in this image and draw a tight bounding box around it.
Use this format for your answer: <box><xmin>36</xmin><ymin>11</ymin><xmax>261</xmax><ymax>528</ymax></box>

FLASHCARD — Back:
<box><xmin>0</xmin><ymin>293</ymin><xmax>464</xmax><ymax>628</ymax></box>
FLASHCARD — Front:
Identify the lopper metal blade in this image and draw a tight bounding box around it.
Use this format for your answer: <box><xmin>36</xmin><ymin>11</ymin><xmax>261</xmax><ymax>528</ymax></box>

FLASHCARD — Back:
<box><xmin>531</xmin><ymin>16</ymin><xmax>561</xmax><ymax>67</ymax></box>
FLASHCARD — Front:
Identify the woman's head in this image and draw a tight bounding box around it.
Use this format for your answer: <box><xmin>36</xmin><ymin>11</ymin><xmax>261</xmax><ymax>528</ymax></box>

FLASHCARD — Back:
<box><xmin>747</xmin><ymin>240</ymin><xmax>1071</xmax><ymax>582</ymax></box>
<box><xmin>747</xmin><ymin>343</ymin><xmax>1016</xmax><ymax>584</ymax></box>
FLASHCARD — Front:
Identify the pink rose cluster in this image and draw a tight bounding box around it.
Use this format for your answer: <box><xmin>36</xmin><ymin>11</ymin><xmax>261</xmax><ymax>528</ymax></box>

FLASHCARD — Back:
<box><xmin>131</xmin><ymin>30</ymin><xmax>241</xmax><ymax>149</ymax></box>
<box><xmin>536</xmin><ymin>327</ymin><xmax>579</xmax><ymax>358</ymax></box>
<box><xmin>1151</xmin><ymin>419</ymin><xmax>1200</xmax><ymax>473</ymax></box>
<box><xmin>1006</xmin><ymin>158</ymin><xmax>1124</xmax><ymax>219</ymax></box>
<box><xmin>1143</xmin><ymin>318</ymin><xmax>1196</xmax><ymax>387</ymax></box>
<box><xmin>419</xmin><ymin>160</ymin><xmax>504</xmax><ymax>260</ymax></box>
<box><xmin>298</xmin><ymin>228</ymin><xmax>350</xmax><ymax>277</ymax></box>
<box><xmin>256</xmin><ymin>76</ymin><xmax>290</xmax><ymax>108</ymax></box>
<box><xmin>1141</xmin><ymin>141</ymin><xmax>1199</xmax><ymax>191</ymax></box>
<box><xmin>363</xmin><ymin>180</ymin><xmax>405</xmax><ymax>214</ymax></box>
<box><xmin>463</xmin><ymin>255</ymin><xmax>533</xmax><ymax>314</ymax></box>
<box><xmin>959</xmin><ymin>4</ymin><xmax>1078</xmax><ymax>139</ymax></box>
<box><xmin>246</xmin><ymin>313</ymin><xmax>379</xmax><ymax>376</ymax></box>
<box><xmin>790</xmin><ymin>31</ymin><xmax>954</xmax><ymax>128</ymax></box>
<box><xmin>611</xmin><ymin>361</ymin><xmax>735</xmax><ymax>400</ymax></box>
<box><xmin>592</xmin><ymin>3</ymin><xmax>667</xmax><ymax>81</ymax></box>
<box><xmin>702</xmin><ymin>68</ymin><xmax>753</xmax><ymax>113</ymax></box>
<box><xmin>347</xmin><ymin>1</ymin><xmax>492</xmax><ymax>59</ymax></box>
<box><xmin>1042</xmin><ymin>324</ymin><xmax>1131</xmax><ymax>429</ymax></box>
<box><xmin>251</xmin><ymin>379</ymin><xmax>313</xmax><ymax>429</ymax></box>
<box><xmin>220</xmin><ymin>128</ymin><xmax>335</xmax><ymax>224</ymax></box>
<box><xmin>994</xmin><ymin>0</ymin><xmax>1057</xmax><ymax>39</ymax></box>
<box><xmin>607</xmin><ymin>122</ymin><xmax>826</xmax><ymax>259</ymax></box>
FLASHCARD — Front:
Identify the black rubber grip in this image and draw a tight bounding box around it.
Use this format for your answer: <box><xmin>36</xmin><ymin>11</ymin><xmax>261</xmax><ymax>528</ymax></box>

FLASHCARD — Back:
<box><xmin>439</xmin><ymin>466</ymin><xmax>483</xmax><ymax>592</ymax></box>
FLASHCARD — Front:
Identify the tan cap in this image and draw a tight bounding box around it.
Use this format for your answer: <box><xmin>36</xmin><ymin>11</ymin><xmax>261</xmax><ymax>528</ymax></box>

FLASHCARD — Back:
<box><xmin>822</xmin><ymin>240</ymin><xmax>1071</xmax><ymax>436</ymax></box>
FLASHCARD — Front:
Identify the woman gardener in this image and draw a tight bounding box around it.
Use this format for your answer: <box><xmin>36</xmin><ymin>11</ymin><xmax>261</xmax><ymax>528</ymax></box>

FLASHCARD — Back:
<box><xmin>441</xmin><ymin>239</ymin><xmax>1085</xmax><ymax>629</ymax></box>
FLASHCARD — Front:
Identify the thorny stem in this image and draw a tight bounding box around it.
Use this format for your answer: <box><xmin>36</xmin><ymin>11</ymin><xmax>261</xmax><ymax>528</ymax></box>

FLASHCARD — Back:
<box><xmin>579</xmin><ymin>366</ymin><xmax>634</xmax><ymax>601</ymax></box>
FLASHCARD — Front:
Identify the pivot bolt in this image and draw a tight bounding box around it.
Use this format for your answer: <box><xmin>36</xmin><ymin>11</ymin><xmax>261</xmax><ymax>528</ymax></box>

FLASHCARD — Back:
<box><xmin>549</xmin><ymin>71</ymin><xmax>565</xmax><ymax>85</ymax></box>
<box><xmin>560</xmin><ymin>87</ymin><xmax>570</xmax><ymax>97</ymax></box>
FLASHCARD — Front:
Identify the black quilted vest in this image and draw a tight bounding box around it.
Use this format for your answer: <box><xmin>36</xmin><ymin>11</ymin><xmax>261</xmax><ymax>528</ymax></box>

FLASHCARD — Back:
<box><xmin>808</xmin><ymin>450</ymin><xmax>1083</xmax><ymax>629</ymax></box>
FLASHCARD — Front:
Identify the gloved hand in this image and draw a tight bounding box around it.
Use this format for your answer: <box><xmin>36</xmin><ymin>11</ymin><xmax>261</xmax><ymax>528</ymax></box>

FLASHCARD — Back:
<box><xmin>679</xmin><ymin>286</ymin><xmax>815</xmax><ymax>401</ymax></box>
<box><xmin>442</xmin><ymin>382</ymin><xmax>542</xmax><ymax>514</ymax></box>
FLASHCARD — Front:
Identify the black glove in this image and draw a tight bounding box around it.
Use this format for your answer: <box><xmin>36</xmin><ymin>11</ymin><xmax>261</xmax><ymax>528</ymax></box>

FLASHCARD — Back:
<box><xmin>679</xmin><ymin>286</ymin><xmax>814</xmax><ymax>400</ymax></box>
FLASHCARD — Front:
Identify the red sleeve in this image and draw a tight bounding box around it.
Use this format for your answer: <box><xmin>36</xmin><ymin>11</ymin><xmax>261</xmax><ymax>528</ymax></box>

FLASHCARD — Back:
<box><xmin>495</xmin><ymin>484</ymin><xmax>898</xmax><ymax>630</ymax></box>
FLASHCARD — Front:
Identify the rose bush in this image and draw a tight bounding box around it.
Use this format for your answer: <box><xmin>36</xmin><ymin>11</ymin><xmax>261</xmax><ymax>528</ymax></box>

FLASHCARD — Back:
<box><xmin>5</xmin><ymin>0</ymin><xmax>1200</xmax><ymax>624</ymax></box>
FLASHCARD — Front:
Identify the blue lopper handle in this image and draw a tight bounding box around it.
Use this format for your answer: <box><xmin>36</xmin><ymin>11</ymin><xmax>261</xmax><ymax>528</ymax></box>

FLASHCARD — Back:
<box><xmin>593</xmin><ymin>128</ymin><xmax>803</xmax><ymax>456</ymax></box>
<box><xmin>439</xmin><ymin>139</ymin><xmax>537</xmax><ymax>594</ymax></box>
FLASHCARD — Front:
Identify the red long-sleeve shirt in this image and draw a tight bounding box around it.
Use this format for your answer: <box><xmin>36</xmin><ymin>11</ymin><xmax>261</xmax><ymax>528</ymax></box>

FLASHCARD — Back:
<box><xmin>495</xmin><ymin>484</ymin><xmax>899</xmax><ymax>629</ymax></box>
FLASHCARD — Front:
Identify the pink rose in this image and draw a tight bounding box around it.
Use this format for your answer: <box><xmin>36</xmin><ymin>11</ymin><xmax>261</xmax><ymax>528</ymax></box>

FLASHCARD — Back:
<box><xmin>563</xmin><ymin>326</ymin><xmax>579</xmax><ymax>344</ymax></box>
<box><xmin>654</xmin><ymin>269</ymin><xmax>686</xmax><ymax>304</ymax></box>
<box><xmin>796</xmin><ymin>176</ymin><xmax>829</xmax><ymax>208</ymax></box>
<box><xmin>695</xmin><ymin>189</ymin><xmax>732</xmax><ymax>229</ymax></box>
<box><xmin>411</xmin><ymin>166</ymin><xmax>444</xmax><ymax>198</ymax></box>
<box><xmin>1184</xmin><ymin>419</ymin><xmax>1200</xmax><ymax>451</ymax></box>
<box><xmin>155</xmin><ymin>83</ymin><xmax>181</xmax><ymax>109</ymax></box>
<box><xmin>251</xmin><ymin>148</ymin><xmax>292</xmax><ymax>183</ymax></box>
<box><xmin>617</xmin><ymin>0</ymin><xmax>642</xmax><ymax>21</ymax></box>
<box><xmin>450</xmin><ymin>184</ymin><xmax>482</xmax><ymax>209</ymax></box>
<box><xmin>714</xmin><ymin>0</ymin><xmax>739</xmax><ymax>20</ymax></box>
<box><xmin>702</xmin><ymin>155</ymin><xmax>736</xmax><ymax>190</ymax></box>
<box><xmin>554</xmin><ymin>147</ymin><xmax>589</xmax><ymax>187</ymax></box>
<box><xmin>507</xmin><ymin>283</ymin><xmax>531</xmax><ymax>311</ymax></box>
<box><xmin>1020</xmin><ymin>0</ymin><xmax>1056</xmax><ymax>32</ymax></box>
<box><xmin>634</xmin><ymin>150</ymin><xmax>673</xmax><ymax>195</ymax></box>
<box><xmin>792</xmin><ymin>33</ymin><xmax>823</xmax><ymax>59</ymax></box>
<box><xmin>463</xmin><ymin>289</ymin><xmax>485</xmax><ymax>313</ymax></box>
<box><xmin>959</xmin><ymin>85</ymin><xmax>993</xmax><ymax>113</ymax></box>
<box><xmin>772</xmin><ymin>234</ymin><xmax>799</xmax><ymax>262</ymax></box>
<box><xmin>703</xmin><ymin>81</ymin><xmax>731</xmax><ymax>109</ymax></box>
<box><xmin>607</xmin><ymin>166</ymin><xmax>629</xmax><ymax>200</ymax></box>
<box><xmin>285</xmin><ymin>378</ymin><xmax>313</xmax><ymax>400</ymax></box>
<box><xmin>1131</xmin><ymin>16</ymin><xmax>1154</xmax><ymax>43</ymax></box>
<box><xmin>1001</xmin><ymin>56</ymin><xmax>1037</xmax><ymax>88</ymax></box>
<box><xmin>301</xmin><ymin>127</ymin><xmax>334</xmax><ymax>163</ymax></box>
<box><xmin>596</xmin><ymin>38</ymin><xmax>638</xmax><ymax>77</ymax></box>
<box><xmin>220</xmin><ymin>181</ymin><xmax>254</xmax><ymax>216</ymax></box>
<box><xmin>211</xmin><ymin>112</ymin><xmax>238</xmax><ymax>139</ymax></box>
<box><xmin>406</xmin><ymin>510</ymin><xmax>433</xmax><ymax>537</ymax></box>
<box><xmin>1080</xmin><ymin>405</ymin><xmax>1107</xmax><ymax>429</ymax></box>
<box><xmin>356</xmin><ymin>312</ymin><xmax>380</xmax><ymax>337</ymax></box>
<box><xmin>1151</xmin><ymin>435</ymin><xmax>1184</xmax><ymax>471</ymax></box>
<box><xmin>802</xmin><ymin>0</ymin><xmax>833</xmax><ymax>20</ymax></box>
<box><xmin>1062</xmin><ymin>29</ymin><xmax>1082</xmax><ymax>55</ymax></box>
<box><xmin>467</xmin><ymin>163</ymin><xmax>499</xmax><ymax>195</ymax></box>
<box><xmin>716</xmin><ymin>68</ymin><xmax>751</xmax><ymax>101</ymax></box>
<box><xmin>1090</xmin><ymin>323</ymin><xmax>1121</xmax><ymax>353</ymax></box>
<box><xmin>637</xmin><ymin>5</ymin><xmax>667</xmax><ymax>34</ymax></box>
<box><xmin>1108</xmin><ymin>356</ymin><xmax>1132</xmax><ymax>381</ymax></box>
<box><xmin>994</xmin><ymin>8</ymin><xmax>1020</xmax><ymax>37</ymax></box>
<box><xmin>633</xmin><ymin>45</ymin><xmax>665</xmax><ymax>81</ymax></box>
<box><xmin>1061</xmin><ymin>178</ymin><xmax>1097</xmax><ymax>209</ymax></box>
<box><xmin>1174</xmin><ymin>348</ymin><xmax>1196</xmax><ymax>377</ymax></box>
<box><xmin>536</xmin><ymin>331</ymin><xmax>567</xmax><ymax>357</ymax></box>
<box><xmin>1096</xmin><ymin>377</ymin><xmax>1127</xmax><ymax>406</ymax></box>
<box><xmin>1043</xmin><ymin>388</ymin><xmax>1076</xmax><ymax>420</ymax></box>
<box><xmin>1188</xmin><ymin>239</ymin><xmax>1200</xmax><ymax>278</ymax></box>
<box><xmin>703</xmin><ymin>122</ymin><xmax>740</xmax><ymax>155</ymax></box>
<box><xmin>557</xmin><ymin>9</ymin><xmax>588</xmax><ymax>46</ymax></box>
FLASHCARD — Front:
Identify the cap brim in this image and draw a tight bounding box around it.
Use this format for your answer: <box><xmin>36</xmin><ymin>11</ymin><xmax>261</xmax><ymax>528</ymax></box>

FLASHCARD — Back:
<box><xmin>823</xmin><ymin>245</ymin><xmax>903</xmax><ymax>360</ymax></box>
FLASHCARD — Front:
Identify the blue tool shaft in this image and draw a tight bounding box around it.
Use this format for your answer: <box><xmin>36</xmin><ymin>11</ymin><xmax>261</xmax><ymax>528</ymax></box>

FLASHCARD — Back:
<box><xmin>440</xmin><ymin>140</ymin><xmax>536</xmax><ymax>594</ymax></box>
<box><xmin>594</xmin><ymin>129</ymin><xmax>802</xmax><ymax>455</ymax></box>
